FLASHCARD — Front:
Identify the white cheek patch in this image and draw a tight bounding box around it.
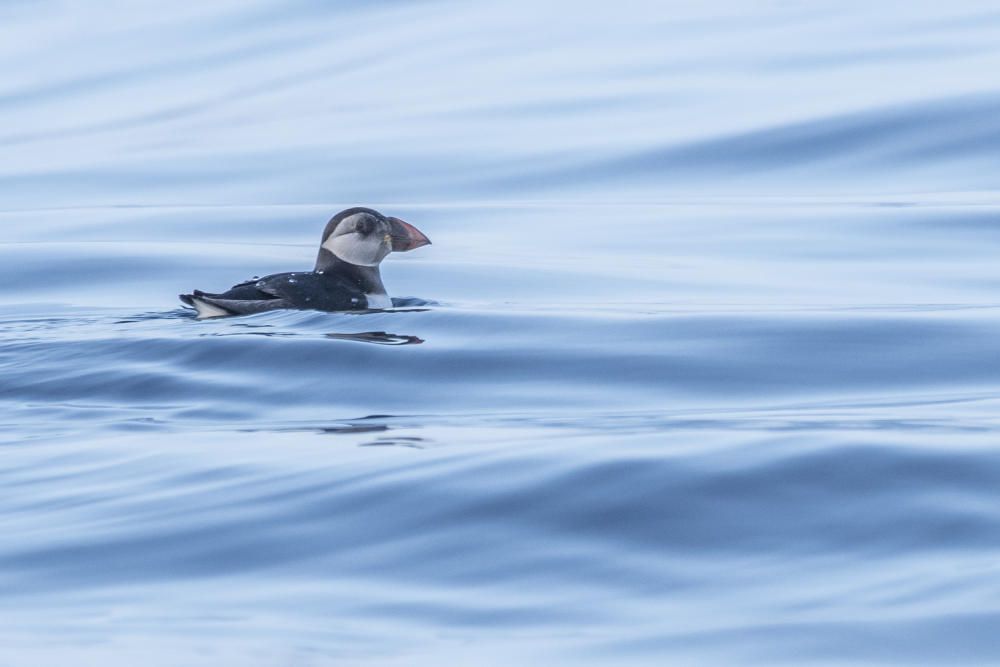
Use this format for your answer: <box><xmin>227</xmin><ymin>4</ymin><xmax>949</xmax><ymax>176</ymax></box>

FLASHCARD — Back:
<box><xmin>323</xmin><ymin>233</ymin><xmax>380</xmax><ymax>267</ymax></box>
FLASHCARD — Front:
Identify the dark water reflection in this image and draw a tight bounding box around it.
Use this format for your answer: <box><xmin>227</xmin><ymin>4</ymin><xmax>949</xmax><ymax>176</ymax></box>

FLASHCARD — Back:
<box><xmin>208</xmin><ymin>327</ymin><xmax>425</xmax><ymax>345</ymax></box>
<box><xmin>325</xmin><ymin>332</ymin><xmax>424</xmax><ymax>345</ymax></box>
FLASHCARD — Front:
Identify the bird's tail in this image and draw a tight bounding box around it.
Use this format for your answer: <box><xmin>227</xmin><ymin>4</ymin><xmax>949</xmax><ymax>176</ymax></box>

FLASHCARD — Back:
<box><xmin>179</xmin><ymin>291</ymin><xmax>233</xmax><ymax>319</ymax></box>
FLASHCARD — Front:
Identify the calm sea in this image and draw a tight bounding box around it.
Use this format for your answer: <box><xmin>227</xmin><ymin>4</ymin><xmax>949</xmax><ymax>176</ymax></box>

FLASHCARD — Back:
<box><xmin>3</xmin><ymin>2</ymin><xmax>1000</xmax><ymax>665</ymax></box>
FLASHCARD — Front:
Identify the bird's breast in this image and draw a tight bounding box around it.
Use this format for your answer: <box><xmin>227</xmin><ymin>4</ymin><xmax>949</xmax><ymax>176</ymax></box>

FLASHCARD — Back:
<box><xmin>364</xmin><ymin>293</ymin><xmax>392</xmax><ymax>309</ymax></box>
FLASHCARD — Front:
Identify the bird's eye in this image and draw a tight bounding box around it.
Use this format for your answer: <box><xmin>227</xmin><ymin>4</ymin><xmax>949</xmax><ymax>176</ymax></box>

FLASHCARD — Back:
<box><xmin>356</xmin><ymin>219</ymin><xmax>373</xmax><ymax>235</ymax></box>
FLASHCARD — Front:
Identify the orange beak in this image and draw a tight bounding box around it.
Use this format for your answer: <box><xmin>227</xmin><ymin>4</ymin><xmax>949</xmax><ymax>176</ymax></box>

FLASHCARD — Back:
<box><xmin>388</xmin><ymin>217</ymin><xmax>431</xmax><ymax>252</ymax></box>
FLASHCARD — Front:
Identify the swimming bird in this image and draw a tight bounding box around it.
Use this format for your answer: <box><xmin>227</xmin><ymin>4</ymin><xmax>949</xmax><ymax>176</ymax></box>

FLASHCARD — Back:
<box><xmin>179</xmin><ymin>207</ymin><xmax>430</xmax><ymax>318</ymax></box>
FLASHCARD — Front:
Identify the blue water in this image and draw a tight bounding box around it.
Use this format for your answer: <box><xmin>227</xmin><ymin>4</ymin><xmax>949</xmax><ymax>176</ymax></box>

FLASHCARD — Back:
<box><xmin>4</xmin><ymin>2</ymin><xmax>1000</xmax><ymax>665</ymax></box>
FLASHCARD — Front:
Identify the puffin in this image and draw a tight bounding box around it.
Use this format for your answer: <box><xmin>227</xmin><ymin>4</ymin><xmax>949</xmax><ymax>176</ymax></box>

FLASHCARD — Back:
<box><xmin>179</xmin><ymin>207</ymin><xmax>430</xmax><ymax>318</ymax></box>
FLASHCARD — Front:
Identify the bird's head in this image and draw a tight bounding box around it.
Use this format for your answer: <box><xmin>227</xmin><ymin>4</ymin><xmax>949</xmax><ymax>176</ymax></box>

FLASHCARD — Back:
<box><xmin>318</xmin><ymin>207</ymin><xmax>431</xmax><ymax>268</ymax></box>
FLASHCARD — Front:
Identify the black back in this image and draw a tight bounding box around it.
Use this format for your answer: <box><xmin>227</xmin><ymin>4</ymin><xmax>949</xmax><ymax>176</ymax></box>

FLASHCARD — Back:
<box><xmin>216</xmin><ymin>271</ymin><xmax>371</xmax><ymax>310</ymax></box>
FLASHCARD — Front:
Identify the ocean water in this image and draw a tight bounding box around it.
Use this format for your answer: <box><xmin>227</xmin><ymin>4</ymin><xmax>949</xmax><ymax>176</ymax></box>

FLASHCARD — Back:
<box><xmin>4</xmin><ymin>2</ymin><xmax>1000</xmax><ymax>665</ymax></box>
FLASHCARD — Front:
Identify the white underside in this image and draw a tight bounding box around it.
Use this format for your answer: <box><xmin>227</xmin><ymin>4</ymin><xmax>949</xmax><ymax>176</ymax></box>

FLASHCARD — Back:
<box><xmin>191</xmin><ymin>298</ymin><xmax>230</xmax><ymax>319</ymax></box>
<box><xmin>365</xmin><ymin>292</ymin><xmax>392</xmax><ymax>309</ymax></box>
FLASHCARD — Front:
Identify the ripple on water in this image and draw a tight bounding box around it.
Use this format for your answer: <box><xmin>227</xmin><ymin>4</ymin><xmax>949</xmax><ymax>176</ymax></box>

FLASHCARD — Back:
<box><xmin>4</xmin><ymin>0</ymin><xmax>1000</xmax><ymax>662</ymax></box>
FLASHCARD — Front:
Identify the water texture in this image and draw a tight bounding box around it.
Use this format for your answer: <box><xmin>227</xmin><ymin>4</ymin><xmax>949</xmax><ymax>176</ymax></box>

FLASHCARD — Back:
<box><xmin>3</xmin><ymin>2</ymin><xmax>1000</xmax><ymax>665</ymax></box>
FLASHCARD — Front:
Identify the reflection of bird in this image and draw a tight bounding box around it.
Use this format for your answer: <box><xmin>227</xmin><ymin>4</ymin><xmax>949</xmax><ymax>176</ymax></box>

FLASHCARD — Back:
<box><xmin>325</xmin><ymin>332</ymin><xmax>424</xmax><ymax>345</ymax></box>
<box><xmin>180</xmin><ymin>207</ymin><xmax>430</xmax><ymax>318</ymax></box>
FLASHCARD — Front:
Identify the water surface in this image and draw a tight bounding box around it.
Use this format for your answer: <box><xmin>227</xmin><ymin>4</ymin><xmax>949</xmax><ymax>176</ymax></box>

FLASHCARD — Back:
<box><xmin>3</xmin><ymin>2</ymin><xmax>1000</xmax><ymax>665</ymax></box>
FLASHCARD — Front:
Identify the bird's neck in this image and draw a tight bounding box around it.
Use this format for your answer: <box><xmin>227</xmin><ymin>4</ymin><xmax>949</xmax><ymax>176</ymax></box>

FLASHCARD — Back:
<box><xmin>315</xmin><ymin>249</ymin><xmax>386</xmax><ymax>294</ymax></box>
